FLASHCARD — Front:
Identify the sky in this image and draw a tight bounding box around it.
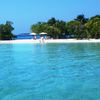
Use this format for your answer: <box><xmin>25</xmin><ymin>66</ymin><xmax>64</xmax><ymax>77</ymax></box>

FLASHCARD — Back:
<box><xmin>0</xmin><ymin>0</ymin><xmax>100</xmax><ymax>34</ymax></box>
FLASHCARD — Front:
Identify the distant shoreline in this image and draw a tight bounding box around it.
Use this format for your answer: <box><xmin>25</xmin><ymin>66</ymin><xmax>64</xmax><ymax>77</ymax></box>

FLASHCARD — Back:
<box><xmin>0</xmin><ymin>39</ymin><xmax>100</xmax><ymax>44</ymax></box>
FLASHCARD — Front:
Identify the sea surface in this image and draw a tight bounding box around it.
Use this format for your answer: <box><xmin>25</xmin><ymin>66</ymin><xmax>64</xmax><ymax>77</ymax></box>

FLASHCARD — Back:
<box><xmin>0</xmin><ymin>43</ymin><xmax>100</xmax><ymax>100</ymax></box>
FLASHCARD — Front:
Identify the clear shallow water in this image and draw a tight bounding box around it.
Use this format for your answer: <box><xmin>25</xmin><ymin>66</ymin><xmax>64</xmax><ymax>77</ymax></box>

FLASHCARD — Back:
<box><xmin>0</xmin><ymin>43</ymin><xmax>100</xmax><ymax>100</ymax></box>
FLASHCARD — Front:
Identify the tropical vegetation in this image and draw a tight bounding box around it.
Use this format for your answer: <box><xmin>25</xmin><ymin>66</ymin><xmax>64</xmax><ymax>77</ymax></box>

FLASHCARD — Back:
<box><xmin>31</xmin><ymin>14</ymin><xmax>100</xmax><ymax>39</ymax></box>
<box><xmin>0</xmin><ymin>21</ymin><xmax>14</xmax><ymax>40</ymax></box>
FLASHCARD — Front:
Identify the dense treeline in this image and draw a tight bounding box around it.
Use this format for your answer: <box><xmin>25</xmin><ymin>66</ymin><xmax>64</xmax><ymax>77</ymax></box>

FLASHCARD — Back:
<box><xmin>0</xmin><ymin>21</ymin><xmax>14</xmax><ymax>40</ymax></box>
<box><xmin>31</xmin><ymin>15</ymin><xmax>100</xmax><ymax>39</ymax></box>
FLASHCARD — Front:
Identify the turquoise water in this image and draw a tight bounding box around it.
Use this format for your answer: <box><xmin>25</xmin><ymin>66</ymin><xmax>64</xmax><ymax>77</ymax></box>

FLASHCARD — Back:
<box><xmin>0</xmin><ymin>43</ymin><xmax>100</xmax><ymax>100</ymax></box>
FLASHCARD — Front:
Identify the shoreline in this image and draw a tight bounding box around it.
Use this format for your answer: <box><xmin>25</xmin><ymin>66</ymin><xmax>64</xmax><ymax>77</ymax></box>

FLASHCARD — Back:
<box><xmin>0</xmin><ymin>39</ymin><xmax>100</xmax><ymax>44</ymax></box>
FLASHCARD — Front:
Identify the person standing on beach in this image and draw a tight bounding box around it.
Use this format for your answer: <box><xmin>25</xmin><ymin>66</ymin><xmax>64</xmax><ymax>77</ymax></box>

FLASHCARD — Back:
<box><xmin>34</xmin><ymin>35</ymin><xmax>36</xmax><ymax>40</ymax></box>
<box><xmin>40</xmin><ymin>36</ymin><xmax>44</xmax><ymax>43</ymax></box>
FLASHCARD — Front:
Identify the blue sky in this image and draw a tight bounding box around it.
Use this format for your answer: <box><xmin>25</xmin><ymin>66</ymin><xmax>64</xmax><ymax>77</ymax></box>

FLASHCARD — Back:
<box><xmin>0</xmin><ymin>0</ymin><xmax>100</xmax><ymax>34</ymax></box>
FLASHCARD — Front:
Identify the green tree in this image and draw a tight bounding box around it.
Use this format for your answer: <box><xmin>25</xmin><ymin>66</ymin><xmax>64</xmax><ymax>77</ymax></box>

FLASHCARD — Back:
<box><xmin>75</xmin><ymin>14</ymin><xmax>88</xmax><ymax>24</ymax></box>
<box><xmin>47</xmin><ymin>17</ymin><xmax>56</xmax><ymax>26</ymax></box>
<box><xmin>55</xmin><ymin>20</ymin><xmax>67</xmax><ymax>36</ymax></box>
<box><xmin>31</xmin><ymin>18</ymin><xmax>67</xmax><ymax>39</ymax></box>
<box><xmin>90</xmin><ymin>15</ymin><xmax>100</xmax><ymax>20</ymax></box>
<box><xmin>46</xmin><ymin>26</ymin><xmax>60</xmax><ymax>39</ymax></box>
<box><xmin>85</xmin><ymin>17</ymin><xmax>100</xmax><ymax>38</ymax></box>
<box><xmin>31</xmin><ymin>22</ymin><xmax>48</xmax><ymax>34</ymax></box>
<box><xmin>0</xmin><ymin>21</ymin><xmax>14</xmax><ymax>40</ymax></box>
<box><xmin>47</xmin><ymin>18</ymin><xmax>67</xmax><ymax>38</ymax></box>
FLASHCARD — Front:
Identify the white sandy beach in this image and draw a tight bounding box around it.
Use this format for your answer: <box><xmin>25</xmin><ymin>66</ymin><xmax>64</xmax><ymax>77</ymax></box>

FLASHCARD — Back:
<box><xmin>0</xmin><ymin>39</ymin><xmax>100</xmax><ymax>44</ymax></box>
